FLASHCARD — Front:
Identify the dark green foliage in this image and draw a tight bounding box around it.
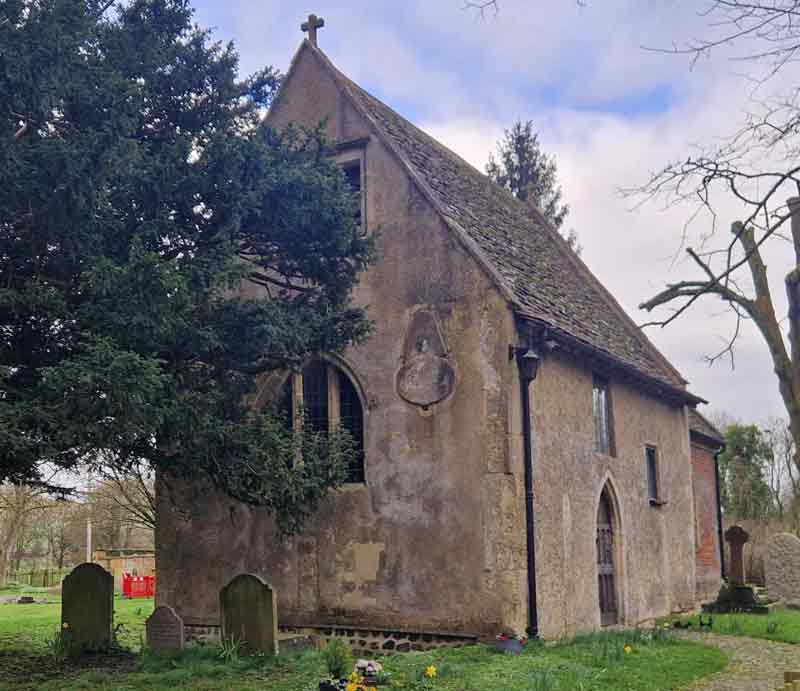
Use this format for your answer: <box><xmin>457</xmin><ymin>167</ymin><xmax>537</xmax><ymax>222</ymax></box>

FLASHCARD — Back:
<box><xmin>0</xmin><ymin>0</ymin><xmax>373</xmax><ymax>532</ymax></box>
<box><xmin>718</xmin><ymin>424</ymin><xmax>774</xmax><ymax>519</ymax></box>
<box><xmin>486</xmin><ymin>120</ymin><xmax>575</xmax><ymax>250</ymax></box>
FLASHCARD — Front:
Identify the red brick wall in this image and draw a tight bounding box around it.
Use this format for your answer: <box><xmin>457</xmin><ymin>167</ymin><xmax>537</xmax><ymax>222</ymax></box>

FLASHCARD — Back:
<box><xmin>691</xmin><ymin>442</ymin><xmax>722</xmax><ymax>601</ymax></box>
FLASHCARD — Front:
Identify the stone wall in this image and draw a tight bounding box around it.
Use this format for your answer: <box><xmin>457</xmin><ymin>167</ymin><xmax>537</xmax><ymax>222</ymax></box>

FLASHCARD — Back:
<box><xmin>690</xmin><ymin>442</ymin><xmax>722</xmax><ymax>602</ymax></box>
<box><xmin>530</xmin><ymin>351</ymin><xmax>696</xmax><ymax>637</ymax></box>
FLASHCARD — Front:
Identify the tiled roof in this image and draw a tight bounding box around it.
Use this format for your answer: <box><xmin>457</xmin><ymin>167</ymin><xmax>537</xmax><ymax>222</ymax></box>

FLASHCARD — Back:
<box><xmin>307</xmin><ymin>44</ymin><xmax>696</xmax><ymax>399</ymax></box>
<box><xmin>689</xmin><ymin>409</ymin><xmax>725</xmax><ymax>446</ymax></box>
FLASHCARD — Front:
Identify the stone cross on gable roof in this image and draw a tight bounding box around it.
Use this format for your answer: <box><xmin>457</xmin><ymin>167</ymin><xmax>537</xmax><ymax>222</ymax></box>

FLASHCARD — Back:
<box><xmin>301</xmin><ymin>14</ymin><xmax>325</xmax><ymax>47</ymax></box>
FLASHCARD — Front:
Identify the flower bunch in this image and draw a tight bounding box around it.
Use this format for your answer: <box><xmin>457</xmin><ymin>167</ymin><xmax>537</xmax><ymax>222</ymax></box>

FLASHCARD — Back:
<box><xmin>345</xmin><ymin>672</ymin><xmax>377</xmax><ymax>691</ymax></box>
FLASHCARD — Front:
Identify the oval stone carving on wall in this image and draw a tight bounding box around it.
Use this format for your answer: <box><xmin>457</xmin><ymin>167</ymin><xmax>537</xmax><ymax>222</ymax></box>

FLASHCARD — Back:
<box><xmin>396</xmin><ymin>309</ymin><xmax>455</xmax><ymax>407</ymax></box>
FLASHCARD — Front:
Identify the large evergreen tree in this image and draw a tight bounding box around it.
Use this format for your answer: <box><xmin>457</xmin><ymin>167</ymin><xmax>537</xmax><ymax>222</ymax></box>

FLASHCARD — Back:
<box><xmin>487</xmin><ymin>120</ymin><xmax>577</xmax><ymax>251</ymax></box>
<box><xmin>0</xmin><ymin>0</ymin><xmax>373</xmax><ymax>533</ymax></box>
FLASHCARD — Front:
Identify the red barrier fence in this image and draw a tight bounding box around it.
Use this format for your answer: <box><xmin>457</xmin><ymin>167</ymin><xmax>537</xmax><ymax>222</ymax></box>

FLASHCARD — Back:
<box><xmin>122</xmin><ymin>573</ymin><xmax>155</xmax><ymax>599</ymax></box>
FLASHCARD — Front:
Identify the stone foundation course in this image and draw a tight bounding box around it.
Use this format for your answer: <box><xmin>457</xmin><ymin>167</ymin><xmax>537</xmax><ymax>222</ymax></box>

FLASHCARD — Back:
<box><xmin>184</xmin><ymin>623</ymin><xmax>476</xmax><ymax>655</ymax></box>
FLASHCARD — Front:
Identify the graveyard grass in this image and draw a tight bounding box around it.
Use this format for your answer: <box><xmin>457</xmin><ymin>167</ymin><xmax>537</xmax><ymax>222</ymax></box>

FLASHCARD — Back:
<box><xmin>0</xmin><ymin>598</ymin><xmax>730</xmax><ymax>691</ymax></box>
<box><xmin>670</xmin><ymin>609</ymin><xmax>800</xmax><ymax>645</ymax></box>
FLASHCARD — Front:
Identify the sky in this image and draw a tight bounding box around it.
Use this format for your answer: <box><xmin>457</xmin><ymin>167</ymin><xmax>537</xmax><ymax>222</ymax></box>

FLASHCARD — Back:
<box><xmin>189</xmin><ymin>0</ymin><xmax>795</xmax><ymax>425</ymax></box>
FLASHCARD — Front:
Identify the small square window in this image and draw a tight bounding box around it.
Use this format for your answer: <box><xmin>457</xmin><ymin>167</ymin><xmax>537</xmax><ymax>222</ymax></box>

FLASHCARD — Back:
<box><xmin>593</xmin><ymin>375</ymin><xmax>615</xmax><ymax>456</ymax></box>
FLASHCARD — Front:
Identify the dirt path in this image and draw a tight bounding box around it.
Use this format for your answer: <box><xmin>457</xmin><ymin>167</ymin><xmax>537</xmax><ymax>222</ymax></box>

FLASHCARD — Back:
<box><xmin>677</xmin><ymin>632</ymin><xmax>800</xmax><ymax>690</ymax></box>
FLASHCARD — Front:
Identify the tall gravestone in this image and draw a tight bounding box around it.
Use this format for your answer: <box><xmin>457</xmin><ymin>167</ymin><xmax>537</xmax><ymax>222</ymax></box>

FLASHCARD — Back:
<box><xmin>725</xmin><ymin>525</ymin><xmax>749</xmax><ymax>586</ymax></box>
<box><xmin>61</xmin><ymin>563</ymin><xmax>114</xmax><ymax>655</ymax></box>
<box><xmin>766</xmin><ymin>532</ymin><xmax>800</xmax><ymax>603</ymax></box>
<box><xmin>219</xmin><ymin>574</ymin><xmax>278</xmax><ymax>656</ymax></box>
<box><xmin>146</xmin><ymin>605</ymin><xmax>185</xmax><ymax>654</ymax></box>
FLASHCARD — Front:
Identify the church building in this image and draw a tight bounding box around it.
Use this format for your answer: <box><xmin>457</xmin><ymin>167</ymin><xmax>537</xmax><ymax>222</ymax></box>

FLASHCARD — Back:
<box><xmin>156</xmin><ymin>22</ymin><xmax>724</xmax><ymax>643</ymax></box>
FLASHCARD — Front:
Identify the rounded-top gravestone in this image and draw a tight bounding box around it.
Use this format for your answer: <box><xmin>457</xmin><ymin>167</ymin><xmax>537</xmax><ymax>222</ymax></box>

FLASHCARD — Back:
<box><xmin>219</xmin><ymin>574</ymin><xmax>278</xmax><ymax>656</ymax></box>
<box><xmin>766</xmin><ymin>532</ymin><xmax>800</xmax><ymax>603</ymax></box>
<box><xmin>61</xmin><ymin>562</ymin><xmax>114</xmax><ymax>655</ymax></box>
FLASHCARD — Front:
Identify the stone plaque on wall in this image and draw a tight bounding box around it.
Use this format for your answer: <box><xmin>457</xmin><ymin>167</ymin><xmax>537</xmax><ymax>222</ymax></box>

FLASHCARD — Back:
<box><xmin>396</xmin><ymin>308</ymin><xmax>455</xmax><ymax>408</ymax></box>
<box><xmin>146</xmin><ymin>605</ymin><xmax>184</xmax><ymax>653</ymax></box>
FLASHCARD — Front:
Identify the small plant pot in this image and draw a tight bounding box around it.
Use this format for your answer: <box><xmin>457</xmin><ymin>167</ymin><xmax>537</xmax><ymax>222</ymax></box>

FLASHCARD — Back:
<box><xmin>494</xmin><ymin>638</ymin><xmax>525</xmax><ymax>655</ymax></box>
<box><xmin>318</xmin><ymin>681</ymin><xmax>346</xmax><ymax>691</ymax></box>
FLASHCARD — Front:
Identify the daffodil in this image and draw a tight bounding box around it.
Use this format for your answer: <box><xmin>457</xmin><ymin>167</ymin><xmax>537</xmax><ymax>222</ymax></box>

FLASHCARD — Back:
<box><xmin>425</xmin><ymin>665</ymin><xmax>437</xmax><ymax>679</ymax></box>
<box><xmin>624</xmin><ymin>645</ymin><xmax>632</xmax><ymax>654</ymax></box>
<box><xmin>346</xmin><ymin>684</ymin><xmax>358</xmax><ymax>691</ymax></box>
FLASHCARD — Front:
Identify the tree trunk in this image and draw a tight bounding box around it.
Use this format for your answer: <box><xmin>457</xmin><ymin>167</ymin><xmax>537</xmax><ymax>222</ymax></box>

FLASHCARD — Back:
<box><xmin>785</xmin><ymin>198</ymin><xmax>800</xmax><ymax>483</ymax></box>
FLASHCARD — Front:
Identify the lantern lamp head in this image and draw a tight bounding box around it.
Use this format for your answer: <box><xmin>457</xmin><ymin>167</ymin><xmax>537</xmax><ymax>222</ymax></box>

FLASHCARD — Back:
<box><xmin>516</xmin><ymin>347</ymin><xmax>541</xmax><ymax>382</ymax></box>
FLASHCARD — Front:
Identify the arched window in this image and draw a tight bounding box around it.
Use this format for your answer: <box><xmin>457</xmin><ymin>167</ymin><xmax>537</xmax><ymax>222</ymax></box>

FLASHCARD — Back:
<box><xmin>278</xmin><ymin>359</ymin><xmax>365</xmax><ymax>484</ymax></box>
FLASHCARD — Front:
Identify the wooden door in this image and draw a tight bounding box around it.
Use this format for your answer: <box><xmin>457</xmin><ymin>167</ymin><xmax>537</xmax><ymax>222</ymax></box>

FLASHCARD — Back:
<box><xmin>597</xmin><ymin>491</ymin><xmax>618</xmax><ymax>626</ymax></box>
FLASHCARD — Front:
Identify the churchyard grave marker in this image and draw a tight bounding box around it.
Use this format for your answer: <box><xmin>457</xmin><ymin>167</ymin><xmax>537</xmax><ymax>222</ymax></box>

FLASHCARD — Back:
<box><xmin>766</xmin><ymin>533</ymin><xmax>800</xmax><ymax>603</ymax></box>
<box><xmin>146</xmin><ymin>605</ymin><xmax>185</xmax><ymax>654</ymax></box>
<box><xmin>725</xmin><ymin>525</ymin><xmax>749</xmax><ymax>586</ymax></box>
<box><xmin>61</xmin><ymin>563</ymin><xmax>114</xmax><ymax>656</ymax></box>
<box><xmin>219</xmin><ymin>573</ymin><xmax>278</xmax><ymax>655</ymax></box>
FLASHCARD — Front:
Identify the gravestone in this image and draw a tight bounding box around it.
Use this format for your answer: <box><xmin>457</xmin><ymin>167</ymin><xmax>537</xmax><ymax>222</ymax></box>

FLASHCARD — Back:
<box><xmin>146</xmin><ymin>605</ymin><xmax>184</xmax><ymax>653</ymax></box>
<box><xmin>61</xmin><ymin>563</ymin><xmax>114</xmax><ymax>655</ymax></box>
<box><xmin>766</xmin><ymin>532</ymin><xmax>800</xmax><ymax>603</ymax></box>
<box><xmin>703</xmin><ymin>525</ymin><xmax>771</xmax><ymax>613</ymax></box>
<box><xmin>725</xmin><ymin>525</ymin><xmax>749</xmax><ymax>586</ymax></box>
<box><xmin>219</xmin><ymin>574</ymin><xmax>278</xmax><ymax>655</ymax></box>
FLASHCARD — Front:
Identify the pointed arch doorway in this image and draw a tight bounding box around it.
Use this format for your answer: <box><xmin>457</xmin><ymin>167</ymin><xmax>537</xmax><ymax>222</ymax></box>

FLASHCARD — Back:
<box><xmin>597</xmin><ymin>486</ymin><xmax>619</xmax><ymax>626</ymax></box>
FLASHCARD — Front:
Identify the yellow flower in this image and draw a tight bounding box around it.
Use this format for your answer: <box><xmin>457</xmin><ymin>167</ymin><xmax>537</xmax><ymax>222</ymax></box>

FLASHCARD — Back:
<box><xmin>624</xmin><ymin>645</ymin><xmax>632</xmax><ymax>654</ymax></box>
<box><xmin>349</xmin><ymin>672</ymin><xmax>361</xmax><ymax>683</ymax></box>
<box><xmin>62</xmin><ymin>622</ymin><xmax>69</xmax><ymax>630</ymax></box>
<box><xmin>425</xmin><ymin>665</ymin><xmax>437</xmax><ymax>679</ymax></box>
<box><xmin>663</xmin><ymin>622</ymin><xmax>671</xmax><ymax>629</ymax></box>
<box><xmin>346</xmin><ymin>684</ymin><xmax>358</xmax><ymax>691</ymax></box>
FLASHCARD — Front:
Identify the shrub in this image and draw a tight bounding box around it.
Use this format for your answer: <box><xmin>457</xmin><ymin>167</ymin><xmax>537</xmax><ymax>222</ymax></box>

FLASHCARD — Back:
<box><xmin>320</xmin><ymin>638</ymin><xmax>352</xmax><ymax>680</ymax></box>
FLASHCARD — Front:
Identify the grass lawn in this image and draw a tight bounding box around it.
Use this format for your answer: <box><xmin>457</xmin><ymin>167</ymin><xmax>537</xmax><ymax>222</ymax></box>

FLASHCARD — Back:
<box><xmin>0</xmin><ymin>595</ymin><xmax>151</xmax><ymax>654</ymax></box>
<box><xmin>0</xmin><ymin>597</ymin><xmax>728</xmax><ymax>691</ymax></box>
<box><xmin>671</xmin><ymin>608</ymin><xmax>800</xmax><ymax>645</ymax></box>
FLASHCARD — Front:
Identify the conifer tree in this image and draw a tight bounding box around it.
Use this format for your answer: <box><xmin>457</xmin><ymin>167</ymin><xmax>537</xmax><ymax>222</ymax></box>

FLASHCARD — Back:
<box><xmin>0</xmin><ymin>0</ymin><xmax>373</xmax><ymax>533</ymax></box>
<box><xmin>487</xmin><ymin>120</ymin><xmax>577</xmax><ymax>252</ymax></box>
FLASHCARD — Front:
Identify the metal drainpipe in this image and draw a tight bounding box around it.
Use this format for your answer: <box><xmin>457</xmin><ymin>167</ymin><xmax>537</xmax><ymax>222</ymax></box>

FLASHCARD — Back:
<box><xmin>713</xmin><ymin>448</ymin><xmax>726</xmax><ymax>581</ymax></box>
<box><xmin>518</xmin><ymin>362</ymin><xmax>539</xmax><ymax>638</ymax></box>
